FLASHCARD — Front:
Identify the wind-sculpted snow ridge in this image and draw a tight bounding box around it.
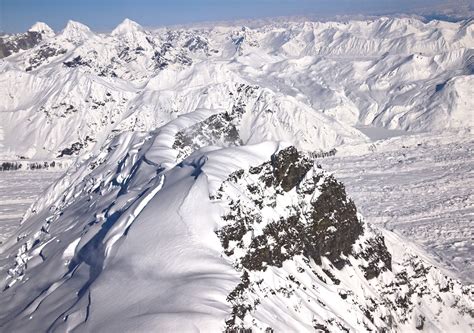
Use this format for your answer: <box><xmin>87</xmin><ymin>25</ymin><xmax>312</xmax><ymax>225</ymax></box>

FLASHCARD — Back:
<box><xmin>0</xmin><ymin>105</ymin><xmax>472</xmax><ymax>331</ymax></box>
<box><xmin>0</xmin><ymin>16</ymin><xmax>473</xmax><ymax>161</ymax></box>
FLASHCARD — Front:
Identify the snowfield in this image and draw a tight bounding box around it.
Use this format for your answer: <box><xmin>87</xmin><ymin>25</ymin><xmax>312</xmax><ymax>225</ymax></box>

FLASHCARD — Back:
<box><xmin>321</xmin><ymin>129</ymin><xmax>474</xmax><ymax>283</ymax></box>
<box><xmin>0</xmin><ymin>15</ymin><xmax>473</xmax><ymax>332</ymax></box>
<box><xmin>0</xmin><ymin>170</ymin><xmax>63</xmax><ymax>245</ymax></box>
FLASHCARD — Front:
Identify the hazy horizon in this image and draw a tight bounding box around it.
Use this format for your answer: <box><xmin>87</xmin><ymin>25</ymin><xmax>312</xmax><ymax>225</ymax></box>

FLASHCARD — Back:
<box><xmin>2</xmin><ymin>0</ymin><xmax>471</xmax><ymax>33</ymax></box>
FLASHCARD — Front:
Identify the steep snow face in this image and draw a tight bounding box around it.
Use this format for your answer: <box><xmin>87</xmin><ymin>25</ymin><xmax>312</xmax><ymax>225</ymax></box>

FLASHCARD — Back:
<box><xmin>60</xmin><ymin>20</ymin><xmax>93</xmax><ymax>43</ymax></box>
<box><xmin>111</xmin><ymin>18</ymin><xmax>150</xmax><ymax>47</ymax></box>
<box><xmin>111</xmin><ymin>18</ymin><xmax>145</xmax><ymax>36</ymax></box>
<box><xmin>0</xmin><ymin>17</ymin><xmax>472</xmax><ymax>160</ymax></box>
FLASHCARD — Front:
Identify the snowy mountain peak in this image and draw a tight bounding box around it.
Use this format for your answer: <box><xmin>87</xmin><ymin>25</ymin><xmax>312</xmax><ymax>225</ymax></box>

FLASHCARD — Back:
<box><xmin>112</xmin><ymin>18</ymin><xmax>144</xmax><ymax>36</ymax></box>
<box><xmin>64</xmin><ymin>20</ymin><xmax>91</xmax><ymax>32</ymax></box>
<box><xmin>60</xmin><ymin>20</ymin><xmax>92</xmax><ymax>41</ymax></box>
<box><xmin>28</xmin><ymin>22</ymin><xmax>55</xmax><ymax>38</ymax></box>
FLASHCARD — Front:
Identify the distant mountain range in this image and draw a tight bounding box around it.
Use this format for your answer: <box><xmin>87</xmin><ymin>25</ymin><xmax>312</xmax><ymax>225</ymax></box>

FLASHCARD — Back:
<box><xmin>0</xmin><ymin>17</ymin><xmax>472</xmax><ymax>161</ymax></box>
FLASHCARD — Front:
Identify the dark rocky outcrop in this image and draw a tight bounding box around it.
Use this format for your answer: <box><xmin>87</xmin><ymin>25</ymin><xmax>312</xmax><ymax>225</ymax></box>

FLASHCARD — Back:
<box><xmin>58</xmin><ymin>136</ymin><xmax>94</xmax><ymax>157</ymax></box>
<box><xmin>354</xmin><ymin>234</ymin><xmax>392</xmax><ymax>279</ymax></box>
<box><xmin>26</xmin><ymin>45</ymin><xmax>67</xmax><ymax>71</ymax></box>
<box><xmin>217</xmin><ymin>147</ymin><xmax>369</xmax><ymax>270</ymax></box>
<box><xmin>0</xmin><ymin>31</ymin><xmax>43</xmax><ymax>59</ymax></box>
<box><xmin>271</xmin><ymin>146</ymin><xmax>313</xmax><ymax>192</ymax></box>
<box><xmin>307</xmin><ymin>175</ymin><xmax>363</xmax><ymax>267</ymax></box>
<box><xmin>184</xmin><ymin>36</ymin><xmax>209</xmax><ymax>54</ymax></box>
<box><xmin>214</xmin><ymin>146</ymin><xmax>395</xmax><ymax>330</ymax></box>
<box><xmin>152</xmin><ymin>42</ymin><xmax>193</xmax><ymax>70</ymax></box>
<box><xmin>173</xmin><ymin>111</ymin><xmax>243</xmax><ymax>160</ymax></box>
<box><xmin>63</xmin><ymin>55</ymin><xmax>91</xmax><ymax>68</ymax></box>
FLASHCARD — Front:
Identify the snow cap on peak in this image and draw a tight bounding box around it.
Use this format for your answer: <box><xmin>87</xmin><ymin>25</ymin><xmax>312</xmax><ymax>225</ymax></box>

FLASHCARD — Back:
<box><xmin>28</xmin><ymin>22</ymin><xmax>55</xmax><ymax>37</ymax></box>
<box><xmin>112</xmin><ymin>18</ymin><xmax>144</xmax><ymax>36</ymax></box>
<box><xmin>61</xmin><ymin>20</ymin><xmax>92</xmax><ymax>40</ymax></box>
<box><xmin>64</xmin><ymin>20</ymin><xmax>91</xmax><ymax>32</ymax></box>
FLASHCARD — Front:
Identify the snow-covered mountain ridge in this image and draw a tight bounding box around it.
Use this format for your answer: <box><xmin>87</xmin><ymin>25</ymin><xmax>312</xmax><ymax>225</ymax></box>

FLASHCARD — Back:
<box><xmin>0</xmin><ymin>22</ymin><xmax>54</xmax><ymax>59</ymax></box>
<box><xmin>0</xmin><ymin>16</ymin><xmax>472</xmax><ymax>160</ymax></box>
<box><xmin>0</xmin><ymin>126</ymin><xmax>472</xmax><ymax>331</ymax></box>
<box><xmin>0</xmin><ymin>16</ymin><xmax>473</xmax><ymax>332</ymax></box>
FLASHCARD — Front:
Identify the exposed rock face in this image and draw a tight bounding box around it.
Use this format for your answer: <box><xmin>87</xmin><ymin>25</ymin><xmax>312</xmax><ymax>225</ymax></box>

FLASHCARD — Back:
<box><xmin>173</xmin><ymin>111</ymin><xmax>242</xmax><ymax>160</ymax></box>
<box><xmin>217</xmin><ymin>146</ymin><xmax>374</xmax><ymax>271</ymax></box>
<box><xmin>63</xmin><ymin>55</ymin><xmax>91</xmax><ymax>68</ymax></box>
<box><xmin>214</xmin><ymin>146</ymin><xmax>392</xmax><ymax>330</ymax></box>
<box><xmin>308</xmin><ymin>175</ymin><xmax>364</xmax><ymax>267</ymax></box>
<box><xmin>270</xmin><ymin>146</ymin><xmax>313</xmax><ymax>192</ymax></box>
<box><xmin>172</xmin><ymin>83</ymin><xmax>260</xmax><ymax>160</ymax></box>
<box><xmin>26</xmin><ymin>44</ymin><xmax>67</xmax><ymax>71</ymax></box>
<box><xmin>57</xmin><ymin>136</ymin><xmax>94</xmax><ymax>157</ymax></box>
<box><xmin>353</xmin><ymin>233</ymin><xmax>392</xmax><ymax>279</ymax></box>
<box><xmin>0</xmin><ymin>31</ymin><xmax>43</xmax><ymax>58</ymax></box>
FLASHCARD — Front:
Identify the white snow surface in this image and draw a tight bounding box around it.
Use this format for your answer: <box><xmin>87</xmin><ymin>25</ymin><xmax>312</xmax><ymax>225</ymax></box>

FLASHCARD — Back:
<box><xmin>321</xmin><ymin>129</ymin><xmax>474</xmax><ymax>283</ymax></box>
<box><xmin>28</xmin><ymin>22</ymin><xmax>55</xmax><ymax>38</ymax></box>
<box><xmin>0</xmin><ymin>170</ymin><xmax>63</xmax><ymax>245</ymax></box>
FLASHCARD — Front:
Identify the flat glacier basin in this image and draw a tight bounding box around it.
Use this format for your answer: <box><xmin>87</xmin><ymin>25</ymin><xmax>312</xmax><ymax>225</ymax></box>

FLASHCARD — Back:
<box><xmin>322</xmin><ymin>130</ymin><xmax>474</xmax><ymax>283</ymax></box>
<box><xmin>356</xmin><ymin>126</ymin><xmax>410</xmax><ymax>141</ymax></box>
<box><xmin>0</xmin><ymin>170</ymin><xmax>63</xmax><ymax>245</ymax></box>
